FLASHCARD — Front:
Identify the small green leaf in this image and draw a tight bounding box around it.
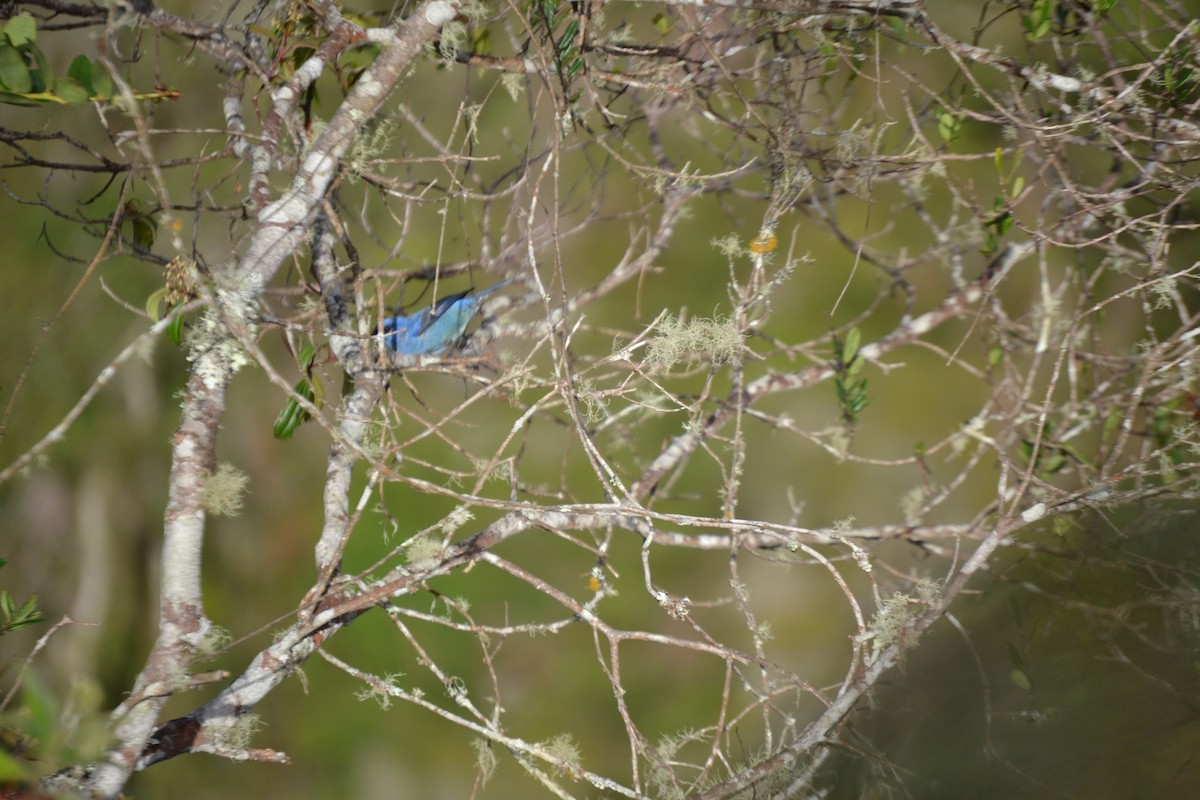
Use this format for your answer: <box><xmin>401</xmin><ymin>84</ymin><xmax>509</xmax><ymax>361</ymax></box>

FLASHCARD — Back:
<box><xmin>3</xmin><ymin>12</ymin><xmax>38</xmax><ymax>48</ymax></box>
<box><xmin>1102</xmin><ymin>408</ymin><xmax>1121</xmax><ymax>444</ymax></box>
<box><xmin>981</xmin><ymin>230</ymin><xmax>997</xmax><ymax>256</ymax></box>
<box><xmin>167</xmin><ymin>308</ymin><xmax>185</xmax><ymax>346</ymax></box>
<box><xmin>1042</xmin><ymin>450</ymin><xmax>1067</xmax><ymax>475</ymax></box>
<box><xmin>936</xmin><ymin>108</ymin><xmax>961</xmax><ymax>143</ymax></box>
<box><xmin>0</xmin><ymin>746</ymin><xmax>29</xmax><ymax>782</ymax></box>
<box><xmin>273</xmin><ymin>397</ymin><xmax>302</xmax><ymax>439</ymax></box>
<box><xmin>28</xmin><ymin>41</ymin><xmax>50</xmax><ymax>93</ymax></box>
<box><xmin>470</xmin><ymin>26</ymin><xmax>491</xmax><ymax>56</ymax></box>
<box><xmin>131</xmin><ymin>214</ymin><xmax>157</xmax><ymax>248</ymax></box>
<box><xmin>1011</xmin><ymin>175</ymin><xmax>1025</xmax><ymax>199</ymax></box>
<box><xmin>8</xmin><ymin>593</ymin><xmax>42</xmax><ymax>630</ymax></box>
<box><xmin>68</xmin><ymin>54</ymin><xmax>93</xmax><ymax>93</ymax></box>
<box><xmin>992</xmin><ymin>209</ymin><xmax>1012</xmax><ymax>236</ymax></box>
<box><xmin>532</xmin><ymin>0</ymin><xmax>557</xmax><ymax>29</ymax></box>
<box><xmin>1010</xmin><ymin>668</ymin><xmax>1034</xmax><ymax>691</ymax></box>
<box><xmin>310</xmin><ymin>374</ymin><xmax>325</xmax><ymax>407</ymax></box>
<box><xmin>0</xmin><ymin>44</ymin><xmax>32</xmax><ymax>93</ymax></box>
<box><xmin>0</xmin><ymin>89</ymin><xmax>41</xmax><ymax>106</ymax></box>
<box><xmin>299</xmin><ymin>343</ymin><xmax>316</xmax><ymax>369</ymax></box>
<box><xmin>843</xmin><ymin>327</ymin><xmax>861</xmax><ymax>362</ymax></box>
<box><xmin>559</xmin><ymin>19</ymin><xmax>579</xmax><ymax>56</ymax></box>
<box><xmin>1023</xmin><ymin>0</ymin><xmax>1053</xmax><ymax>41</ymax></box>
<box><xmin>246</xmin><ymin>23</ymin><xmax>280</xmax><ymax>43</ymax></box>
<box><xmin>89</xmin><ymin>59</ymin><xmax>112</xmax><ymax>99</ymax></box>
<box><xmin>53</xmin><ymin>76</ymin><xmax>89</xmax><ymax>105</ymax></box>
<box><xmin>988</xmin><ymin>345</ymin><xmax>1004</xmax><ymax>367</ymax></box>
<box><xmin>274</xmin><ymin>380</ymin><xmax>316</xmax><ymax>439</ymax></box>
<box><xmin>652</xmin><ymin>12</ymin><xmax>671</xmax><ymax>35</ymax></box>
<box><xmin>1007</xmin><ymin>641</ymin><xmax>1025</xmax><ymax>668</ymax></box>
<box><xmin>850</xmin><ymin>385</ymin><xmax>869</xmax><ymax>414</ymax></box>
<box><xmin>145</xmin><ymin>287</ymin><xmax>169</xmax><ymax>322</ymax></box>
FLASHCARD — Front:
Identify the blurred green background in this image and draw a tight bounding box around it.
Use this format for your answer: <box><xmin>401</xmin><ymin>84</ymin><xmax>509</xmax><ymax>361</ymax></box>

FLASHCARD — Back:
<box><xmin>2</xmin><ymin>1</ymin><xmax>1200</xmax><ymax>798</ymax></box>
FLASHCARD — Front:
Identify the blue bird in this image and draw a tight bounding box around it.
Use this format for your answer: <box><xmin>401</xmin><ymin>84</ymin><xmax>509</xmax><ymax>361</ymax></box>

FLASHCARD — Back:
<box><xmin>381</xmin><ymin>280</ymin><xmax>511</xmax><ymax>356</ymax></box>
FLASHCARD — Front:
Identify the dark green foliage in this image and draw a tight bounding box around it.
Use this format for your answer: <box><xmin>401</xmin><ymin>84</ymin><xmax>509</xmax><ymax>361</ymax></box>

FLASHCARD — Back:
<box><xmin>0</xmin><ymin>559</ymin><xmax>42</xmax><ymax>636</ymax></box>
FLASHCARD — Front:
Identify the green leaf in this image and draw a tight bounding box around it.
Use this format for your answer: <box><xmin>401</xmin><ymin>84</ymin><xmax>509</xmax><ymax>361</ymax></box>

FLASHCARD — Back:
<box><xmin>27</xmin><ymin>40</ymin><xmax>50</xmax><ymax>93</ymax></box>
<box><xmin>0</xmin><ymin>747</ymin><xmax>29</xmax><ymax>783</ymax></box>
<box><xmin>1041</xmin><ymin>449</ymin><xmax>1067</xmax><ymax>475</ymax></box>
<box><xmin>246</xmin><ymin>23</ymin><xmax>280</xmax><ymax>43</ymax></box>
<box><xmin>53</xmin><ymin>76</ymin><xmax>90</xmax><ymax>105</ymax></box>
<box><xmin>273</xmin><ymin>397</ymin><xmax>302</xmax><ymax>439</ymax></box>
<box><xmin>936</xmin><ymin>108</ymin><xmax>960</xmax><ymax>144</ymax></box>
<box><xmin>1006</xmin><ymin>640</ymin><xmax>1025</xmax><ymax>667</ymax></box>
<box><xmin>470</xmin><ymin>26</ymin><xmax>491</xmax><ymax>56</ymax></box>
<box><xmin>1024</xmin><ymin>0</ymin><xmax>1053</xmax><ymax>41</ymax></box>
<box><xmin>68</xmin><ymin>54</ymin><xmax>93</xmax><ymax>93</ymax></box>
<box><xmin>0</xmin><ymin>44</ymin><xmax>32</xmax><ymax>93</ymax></box>
<box><xmin>89</xmin><ymin>59</ymin><xmax>111</xmax><ymax>100</ymax></box>
<box><xmin>532</xmin><ymin>0</ymin><xmax>557</xmax><ymax>29</ymax></box>
<box><xmin>1102</xmin><ymin>408</ymin><xmax>1121</xmax><ymax>444</ymax></box>
<box><xmin>274</xmin><ymin>380</ymin><xmax>316</xmax><ymax>439</ymax></box>
<box><xmin>145</xmin><ymin>287</ymin><xmax>168</xmax><ymax>322</ymax></box>
<box><xmin>130</xmin><ymin>214</ymin><xmax>157</xmax><ymax>249</ymax></box>
<box><xmin>310</xmin><ymin>374</ymin><xmax>325</xmax><ymax>407</ymax></box>
<box><xmin>842</xmin><ymin>327</ymin><xmax>861</xmax><ymax>363</ymax></box>
<box><xmin>1010</xmin><ymin>668</ymin><xmax>1034</xmax><ymax>691</ymax></box>
<box><xmin>981</xmin><ymin>230</ymin><xmax>997</xmax><ymax>256</ymax></box>
<box><xmin>3</xmin><ymin>12</ymin><xmax>37</xmax><ymax>48</ymax></box>
<box><xmin>0</xmin><ymin>89</ymin><xmax>41</xmax><ymax>106</ymax></box>
<box><xmin>566</xmin><ymin>56</ymin><xmax>585</xmax><ymax>81</ymax></box>
<box><xmin>298</xmin><ymin>343</ymin><xmax>316</xmax><ymax>369</ymax></box>
<box><xmin>167</xmin><ymin>308</ymin><xmax>185</xmax><ymax>346</ymax></box>
<box><xmin>558</xmin><ymin>19</ymin><xmax>578</xmax><ymax>60</ymax></box>
<box><xmin>652</xmin><ymin>12</ymin><xmax>671</xmax><ymax>36</ymax></box>
<box><xmin>990</xmin><ymin>209</ymin><xmax>1012</xmax><ymax>236</ymax></box>
<box><xmin>8</xmin><ymin>593</ymin><xmax>42</xmax><ymax>630</ymax></box>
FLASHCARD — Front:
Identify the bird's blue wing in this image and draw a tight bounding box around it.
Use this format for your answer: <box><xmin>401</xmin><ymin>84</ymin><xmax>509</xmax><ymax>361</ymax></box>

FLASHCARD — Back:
<box><xmin>419</xmin><ymin>289</ymin><xmax>475</xmax><ymax>335</ymax></box>
<box><xmin>385</xmin><ymin>280</ymin><xmax>513</xmax><ymax>356</ymax></box>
